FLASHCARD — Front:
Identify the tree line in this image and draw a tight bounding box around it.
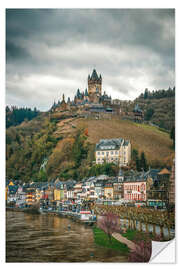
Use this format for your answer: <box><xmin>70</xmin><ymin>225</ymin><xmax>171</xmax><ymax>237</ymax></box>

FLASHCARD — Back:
<box><xmin>6</xmin><ymin>106</ymin><xmax>40</xmax><ymax>128</ymax></box>
<box><xmin>139</xmin><ymin>87</ymin><xmax>175</xmax><ymax>100</ymax></box>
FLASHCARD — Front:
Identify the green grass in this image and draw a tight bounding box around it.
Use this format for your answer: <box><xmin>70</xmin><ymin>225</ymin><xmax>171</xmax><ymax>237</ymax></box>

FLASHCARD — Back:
<box><xmin>93</xmin><ymin>227</ymin><xmax>129</xmax><ymax>254</ymax></box>
<box><xmin>122</xmin><ymin>229</ymin><xmax>152</xmax><ymax>242</ymax></box>
<box><xmin>134</xmin><ymin>122</ymin><xmax>169</xmax><ymax>136</ymax></box>
<box><xmin>122</xmin><ymin>229</ymin><xmax>137</xmax><ymax>241</ymax></box>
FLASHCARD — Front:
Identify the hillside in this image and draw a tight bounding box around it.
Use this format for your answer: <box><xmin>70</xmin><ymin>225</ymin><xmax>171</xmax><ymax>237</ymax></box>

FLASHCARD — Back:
<box><xmin>6</xmin><ymin>111</ymin><xmax>174</xmax><ymax>182</ymax></box>
<box><xmin>134</xmin><ymin>97</ymin><xmax>175</xmax><ymax>131</ymax></box>
<box><xmin>86</xmin><ymin>118</ymin><xmax>174</xmax><ymax>167</ymax></box>
<box><xmin>118</xmin><ymin>92</ymin><xmax>175</xmax><ymax>131</ymax></box>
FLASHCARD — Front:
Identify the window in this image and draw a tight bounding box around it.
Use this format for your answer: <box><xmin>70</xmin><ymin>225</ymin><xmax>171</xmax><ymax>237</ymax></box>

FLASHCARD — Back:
<box><xmin>98</xmin><ymin>152</ymin><xmax>100</xmax><ymax>155</ymax></box>
<box><xmin>111</xmin><ymin>158</ymin><xmax>113</xmax><ymax>161</ymax></box>
<box><xmin>115</xmin><ymin>151</ymin><xmax>118</xmax><ymax>155</ymax></box>
<box><xmin>98</xmin><ymin>158</ymin><xmax>100</xmax><ymax>161</ymax></box>
<box><xmin>111</xmin><ymin>151</ymin><xmax>114</xmax><ymax>155</ymax></box>
<box><xmin>102</xmin><ymin>152</ymin><xmax>104</xmax><ymax>155</ymax></box>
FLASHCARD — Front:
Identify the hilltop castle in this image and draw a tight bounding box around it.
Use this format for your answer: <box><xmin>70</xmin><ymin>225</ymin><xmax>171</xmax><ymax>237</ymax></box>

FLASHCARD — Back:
<box><xmin>50</xmin><ymin>69</ymin><xmax>144</xmax><ymax>121</ymax></box>
<box><xmin>73</xmin><ymin>69</ymin><xmax>111</xmax><ymax>105</ymax></box>
<box><xmin>51</xmin><ymin>69</ymin><xmax>112</xmax><ymax>113</ymax></box>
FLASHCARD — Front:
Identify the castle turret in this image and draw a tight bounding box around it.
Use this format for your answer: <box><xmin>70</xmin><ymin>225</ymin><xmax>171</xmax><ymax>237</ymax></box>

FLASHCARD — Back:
<box><xmin>88</xmin><ymin>69</ymin><xmax>102</xmax><ymax>103</ymax></box>
<box><xmin>85</xmin><ymin>88</ymin><xmax>88</xmax><ymax>96</ymax></box>
<box><xmin>67</xmin><ymin>97</ymin><xmax>71</xmax><ymax>104</ymax></box>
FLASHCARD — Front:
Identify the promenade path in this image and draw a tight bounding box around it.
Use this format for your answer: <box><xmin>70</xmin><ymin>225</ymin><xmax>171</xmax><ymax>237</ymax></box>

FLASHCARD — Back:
<box><xmin>112</xmin><ymin>232</ymin><xmax>136</xmax><ymax>251</ymax></box>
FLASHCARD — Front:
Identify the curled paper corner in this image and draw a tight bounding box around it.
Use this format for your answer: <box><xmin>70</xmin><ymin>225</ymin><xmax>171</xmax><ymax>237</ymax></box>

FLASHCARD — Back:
<box><xmin>150</xmin><ymin>238</ymin><xmax>175</xmax><ymax>263</ymax></box>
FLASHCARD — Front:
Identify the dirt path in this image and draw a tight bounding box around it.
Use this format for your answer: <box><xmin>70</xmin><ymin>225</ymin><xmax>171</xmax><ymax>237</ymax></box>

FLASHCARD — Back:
<box><xmin>112</xmin><ymin>232</ymin><xmax>136</xmax><ymax>251</ymax></box>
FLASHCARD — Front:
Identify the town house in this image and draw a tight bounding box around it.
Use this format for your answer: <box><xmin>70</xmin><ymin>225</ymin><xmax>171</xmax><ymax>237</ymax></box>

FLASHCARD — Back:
<box><xmin>94</xmin><ymin>180</ymin><xmax>104</xmax><ymax>199</ymax></box>
<box><xmin>113</xmin><ymin>181</ymin><xmax>124</xmax><ymax>200</ymax></box>
<box><xmin>124</xmin><ymin>180</ymin><xmax>146</xmax><ymax>201</ymax></box>
<box><xmin>73</xmin><ymin>183</ymin><xmax>83</xmax><ymax>201</ymax></box>
<box><xmin>104</xmin><ymin>182</ymin><xmax>114</xmax><ymax>199</ymax></box>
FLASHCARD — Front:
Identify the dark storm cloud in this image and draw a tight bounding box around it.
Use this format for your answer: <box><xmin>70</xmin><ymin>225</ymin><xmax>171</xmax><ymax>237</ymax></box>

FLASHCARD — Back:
<box><xmin>6</xmin><ymin>9</ymin><xmax>175</xmax><ymax>111</ymax></box>
<box><xmin>6</xmin><ymin>40</ymin><xmax>31</xmax><ymax>60</ymax></box>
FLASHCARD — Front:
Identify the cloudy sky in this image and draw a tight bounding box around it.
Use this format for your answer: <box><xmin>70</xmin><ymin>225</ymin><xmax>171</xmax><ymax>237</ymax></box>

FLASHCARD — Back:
<box><xmin>6</xmin><ymin>9</ymin><xmax>175</xmax><ymax>111</ymax></box>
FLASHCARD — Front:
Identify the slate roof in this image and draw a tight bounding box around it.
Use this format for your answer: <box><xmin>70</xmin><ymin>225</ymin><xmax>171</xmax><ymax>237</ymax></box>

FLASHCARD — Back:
<box><xmin>144</xmin><ymin>169</ymin><xmax>160</xmax><ymax>182</ymax></box>
<box><xmin>94</xmin><ymin>180</ymin><xmax>105</xmax><ymax>187</ymax></box>
<box><xmin>96</xmin><ymin>175</ymin><xmax>109</xmax><ymax>180</ymax></box>
<box><xmin>85</xmin><ymin>88</ymin><xmax>88</xmax><ymax>96</ymax></box>
<box><xmin>8</xmin><ymin>185</ymin><xmax>18</xmax><ymax>194</ymax></box>
<box><xmin>133</xmin><ymin>104</ymin><xmax>142</xmax><ymax>113</ymax></box>
<box><xmin>90</xmin><ymin>69</ymin><xmax>99</xmax><ymax>80</ymax></box>
<box><xmin>89</xmin><ymin>106</ymin><xmax>105</xmax><ymax>112</ymax></box>
<box><xmin>95</xmin><ymin>138</ymin><xmax>124</xmax><ymax>151</ymax></box>
<box><xmin>123</xmin><ymin>140</ymin><xmax>130</xmax><ymax>146</ymax></box>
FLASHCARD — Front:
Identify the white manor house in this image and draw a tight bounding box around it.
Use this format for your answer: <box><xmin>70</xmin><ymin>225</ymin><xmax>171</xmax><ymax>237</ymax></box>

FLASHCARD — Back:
<box><xmin>95</xmin><ymin>138</ymin><xmax>131</xmax><ymax>166</ymax></box>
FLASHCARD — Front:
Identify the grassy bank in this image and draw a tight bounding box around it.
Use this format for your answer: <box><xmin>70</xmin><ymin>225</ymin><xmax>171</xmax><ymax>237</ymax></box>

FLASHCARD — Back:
<box><xmin>122</xmin><ymin>229</ymin><xmax>137</xmax><ymax>241</ymax></box>
<box><xmin>93</xmin><ymin>227</ymin><xmax>129</xmax><ymax>254</ymax></box>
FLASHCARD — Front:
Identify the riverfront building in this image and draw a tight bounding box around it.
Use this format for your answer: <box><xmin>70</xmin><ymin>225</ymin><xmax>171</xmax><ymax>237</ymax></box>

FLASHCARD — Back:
<box><xmin>124</xmin><ymin>180</ymin><xmax>146</xmax><ymax>201</ymax></box>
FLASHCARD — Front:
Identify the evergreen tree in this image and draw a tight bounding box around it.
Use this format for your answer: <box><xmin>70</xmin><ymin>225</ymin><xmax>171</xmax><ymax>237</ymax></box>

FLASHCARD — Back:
<box><xmin>144</xmin><ymin>88</ymin><xmax>149</xmax><ymax>99</ymax></box>
<box><xmin>132</xmin><ymin>148</ymin><xmax>139</xmax><ymax>161</ymax></box>
<box><xmin>72</xmin><ymin>131</ymin><xmax>87</xmax><ymax>168</ymax></box>
<box><xmin>145</xmin><ymin>108</ymin><xmax>154</xmax><ymax>121</ymax></box>
<box><xmin>140</xmin><ymin>152</ymin><xmax>148</xmax><ymax>171</ymax></box>
<box><xmin>136</xmin><ymin>156</ymin><xmax>141</xmax><ymax>171</ymax></box>
<box><xmin>170</xmin><ymin>126</ymin><xmax>175</xmax><ymax>149</ymax></box>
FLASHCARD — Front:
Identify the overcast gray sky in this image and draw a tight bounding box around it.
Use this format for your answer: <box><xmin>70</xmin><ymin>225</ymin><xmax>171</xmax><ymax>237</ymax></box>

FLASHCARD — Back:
<box><xmin>6</xmin><ymin>9</ymin><xmax>175</xmax><ymax>111</ymax></box>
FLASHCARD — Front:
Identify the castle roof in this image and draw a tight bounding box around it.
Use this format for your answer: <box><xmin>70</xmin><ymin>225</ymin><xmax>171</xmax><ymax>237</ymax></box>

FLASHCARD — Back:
<box><xmin>91</xmin><ymin>69</ymin><xmax>99</xmax><ymax>80</ymax></box>
<box><xmin>85</xmin><ymin>88</ymin><xmax>88</xmax><ymax>96</ymax></box>
<box><xmin>134</xmin><ymin>104</ymin><xmax>142</xmax><ymax>113</ymax></box>
<box><xmin>76</xmin><ymin>88</ymin><xmax>80</xmax><ymax>96</ymax></box>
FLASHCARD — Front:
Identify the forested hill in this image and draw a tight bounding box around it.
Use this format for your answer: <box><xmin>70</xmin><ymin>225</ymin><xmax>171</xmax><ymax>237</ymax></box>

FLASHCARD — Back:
<box><xmin>6</xmin><ymin>87</ymin><xmax>175</xmax><ymax>182</ymax></box>
<box><xmin>136</xmin><ymin>87</ymin><xmax>175</xmax><ymax>131</ymax></box>
<box><xmin>6</xmin><ymin>112</ymin><xmax>174</xmax><ymax>183</ymax></box>
<box><xmin>6</xmin><ymin>106</ymin><xmax>40</xmax><ymax>128</ymax></box>
<box><xmin>120</xmin><ymin>87</ymin><xmax>175</xmax><ymax>131</ymax></box>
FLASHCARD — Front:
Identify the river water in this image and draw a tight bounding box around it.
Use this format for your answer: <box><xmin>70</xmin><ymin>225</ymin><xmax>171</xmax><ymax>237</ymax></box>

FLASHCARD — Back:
<box><xmin>6</xmin><ymin>211</ymin><xmax>128</xmax><ymax>262</ymax></box>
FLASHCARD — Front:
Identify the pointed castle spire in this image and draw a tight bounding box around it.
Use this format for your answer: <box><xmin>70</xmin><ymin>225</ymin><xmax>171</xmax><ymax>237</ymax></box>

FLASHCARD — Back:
<box><xmin>91</xmin><ymin>69</ymin><xmax>99</xmax><ymax>80</ymax></box>
<box><xmin>85</xmin><ymin>88</ymin><xmax>88</xmax><ymax>96</ymax></box>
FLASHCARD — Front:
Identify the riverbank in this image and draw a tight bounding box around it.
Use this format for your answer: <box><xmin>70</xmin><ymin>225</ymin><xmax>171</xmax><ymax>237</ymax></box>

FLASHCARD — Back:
<box><xmin>6</xmin><ymin>206</ymin><xmax>40</xmax><ymax>214</ymax></box>
<box><xmin>6</xmin><ymin>207</ymin><xmax>96</xmax><ymax>226</ymax></box>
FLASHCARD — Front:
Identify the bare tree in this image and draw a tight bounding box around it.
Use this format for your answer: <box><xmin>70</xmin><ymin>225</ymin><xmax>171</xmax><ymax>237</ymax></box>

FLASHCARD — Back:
<box><xmin>128</xmin><ymin>239</ymin><xmax>152</xmax><ymax>262</ymax></box>
<box><xmin>98</xmin><ymin>213</ymin><xmax>119</xmax><ymax>243</ymax></box>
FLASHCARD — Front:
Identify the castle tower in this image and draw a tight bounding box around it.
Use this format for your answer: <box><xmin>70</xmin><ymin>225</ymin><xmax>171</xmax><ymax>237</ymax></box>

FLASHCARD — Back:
<box><xmin>60</xmin><ymin>93</ymin><xmax>67</xmax><ymax>111</ymax></box>
<box><xmin>88</xmin><ymin>69</ymin><xmax>102</xmax><ymax>103</ymax></box>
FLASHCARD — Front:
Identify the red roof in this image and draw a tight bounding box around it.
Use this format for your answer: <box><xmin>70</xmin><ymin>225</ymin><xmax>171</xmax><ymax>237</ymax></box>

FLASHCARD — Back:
<box><xmin>158</xmin><ymin>168</ymin><xmax>170</xmax><ymax>175</ymax></box>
